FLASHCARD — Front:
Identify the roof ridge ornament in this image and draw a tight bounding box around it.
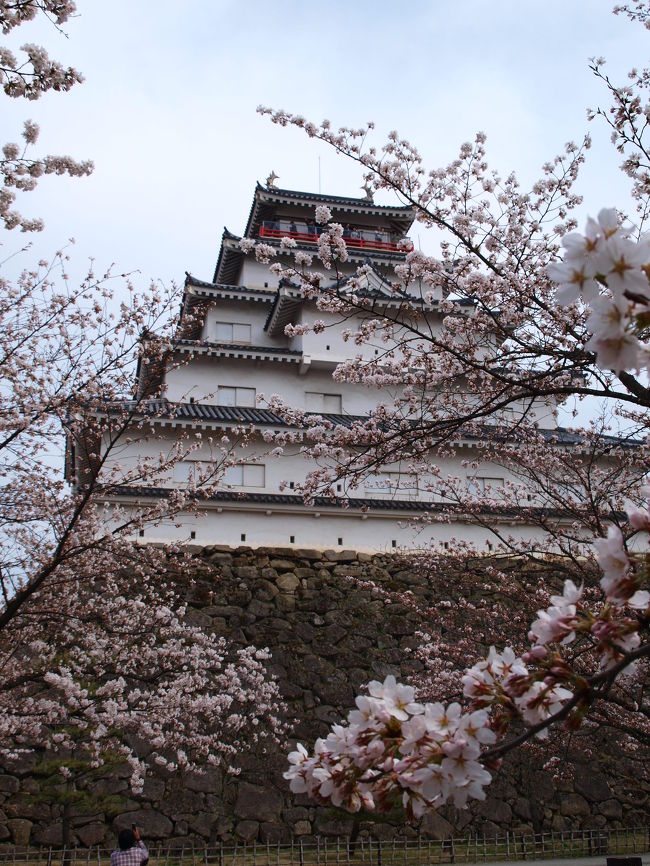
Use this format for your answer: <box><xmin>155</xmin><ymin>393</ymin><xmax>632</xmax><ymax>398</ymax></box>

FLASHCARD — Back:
<box><xmin>266</xmin><ymin>170</ymin><xmax>279</xmax><ymax>189</ymax></box>
<box><xmin>361</xmin><ymin>181</ymin><xmax>374</xmax><ymax>202</ymax></box>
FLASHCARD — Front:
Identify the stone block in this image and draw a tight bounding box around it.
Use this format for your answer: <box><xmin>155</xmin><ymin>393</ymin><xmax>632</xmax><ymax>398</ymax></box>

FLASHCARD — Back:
<box><xmin>283</xmin><ymin>807</ymin><xmax>309</xmax><ymax>823</ymax></box>
<box><xmin>247</xmin><ymin>599</ymin><xmax>274</xmax><ymax>618</ymax></box>
<box><xmin>0</xmin><ymin>775</ymin><xmax>19</xmax><ymax>794</ymax></box>
<box><xmin>7</xmin><ymin>819</ymin><xmax>32</xmax><ymax>846</ymax></box>
<box><xmin>293</xmin><ymin>821</ymin><xmax>312</xmax><ymax>836</ymax></box>
<box><xmin>574</xmin><ymin>764</ymin><xmax>612</xmax><ymax>802</ymax></box>
<box><xmin>477</xmin><ymin>799</ymin><xmax>512</xmax><ymax>824</ymax></box>
<box><xmin>513</xmin><ymin>797</ymin><xmax>532</xmax><ymax>821</ymax></box>
<box><xmin>184</xmin><ymin>768</ymin><xmax>222</xmax><ymax>794</ymax></box>
<box><xmin>276</xmin><ymin>594</ymin><xmax>296</xmax><ymax>612</ymax></box>
<box><xmin>77</xmin><ymin>822</ymin><xmax>107</xmax><ymax>847</ymax></box>
<box><xmin>32</xmin><ymin>823</ymin><xmax>63</xmax><ymax>846</ymax></box>
<box><xmin>294</xmin><ymin>622</ymin><xmax>315</xmax><ymax>642</ymax></box>
<box><xmin>158</xmin><ymin>789</ymin><xmax>205</xmax><ymax>816</ymax></box>
<box><xmin>140</xmin><ymin>778</ymin><xmax>166</xmax><ymax>801</ymax></box>
<box><xmin>599</xmin><ymin>799</ymin><xmax>623</xmax><ymax>819</ymax></box>
<box><xmin>293</xmin><ymin>549</ymin><xmax>322</xmax><ymax>560</ymax></box>
<box><xmin>313</xmin><ymin>812</ymin><xmax>355</xmax><ymax>836</ymax></box>
<box><xmin>560</xmin><ymin>793</ymin><xmax>590</xmax><ymax>817</ymax></box>
<box><xmin>188</xmin><ymin>812</ymin><xmax>214</xmax><ymax>838</ymax></box>
<box><xmin>420</xmin><ymin>812</ymin><xmax>453</xmax><ymax>839</ymax></box>
<box><xmin>532</xmin><ymin>770</ymin><xmax>555</xmax><ymax>802</ymax></box>
<box><xmin>92</xmin><ymin>777</ymin><xmax>129</xmax><ymax>795</ymax></box>
<box><xmin>0</xmin><ymin>823</ymin><xmax>10</xmax><ymax>842</ymax></box>
<box><xmin>314</xmin><ymin>705</ymin><xmax>340</xmax><ymax>723</ymax></box>
<box><xmin>270</xmin><ymin>560</ymin><xmax>297</xmax><ymax>572</ymax></box>
<box><xmin>324</xmin><ymin>624</ymin><xmax>347</xmax><ymax>644</ymax></box>
<box><xmin>235</xmin><ymin>820</ymin><xmax>259</xmax><ymax>841</ymax></box>
<box><xmin>277</xmin><ymin>573</ymin><xmax>300</xmax><ymax>592</ymax></box>
<box><xmin>70</xmin><ymin>812</ymin><xmax>104</xmax><ymax>828</ymax></box>
<box><xmin>204</xmin><ymin>605</ymin><xmax>240</xmax><ymax>617</ymax></box>
<box><xmin>207</xmin><ymin>551</ymin><xmax>233</xmax><ymax>563</ymax></box>
<box><xmin>260</xmin><ymin>823</ymin><xmax>290</xmax><ymax>843</ymax></box>
<box><xmin>234</xmin><ymin>782</ymin><xmax>283</xmax><ymax>822</ymax></box>
<box><xmin>323</xmin><ymin>551</ymin><xmax>358</xmax><ymax>562</ymax></box>
<box><xmin>114</xmin><ymin>809</ymin><xmax>173</xmax><ymax>839</ymax></box>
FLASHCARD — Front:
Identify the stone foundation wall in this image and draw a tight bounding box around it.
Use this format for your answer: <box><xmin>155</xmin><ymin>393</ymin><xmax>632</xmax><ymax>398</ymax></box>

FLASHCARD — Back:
<box><xmin>0</xmin><ymin>546</ymin><xmax>643</xmax><ymax>848</ymax></box>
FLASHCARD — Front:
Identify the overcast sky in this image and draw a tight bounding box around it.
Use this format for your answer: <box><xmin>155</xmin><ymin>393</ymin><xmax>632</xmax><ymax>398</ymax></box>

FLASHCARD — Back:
<box><xmin>2</xmin><ymin>0</ymin><xmax>646</xmax><ymax>293</ymax></box>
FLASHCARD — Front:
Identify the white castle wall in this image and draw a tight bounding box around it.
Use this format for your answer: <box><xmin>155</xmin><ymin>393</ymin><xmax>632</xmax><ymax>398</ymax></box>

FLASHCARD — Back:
<box><xmin>108</xmin><ymin>501</ymin><xmax>566</xmax><ymax>553</ymax></box>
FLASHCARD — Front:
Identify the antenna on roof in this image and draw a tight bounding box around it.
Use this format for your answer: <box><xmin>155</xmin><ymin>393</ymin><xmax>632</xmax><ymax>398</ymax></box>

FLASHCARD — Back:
<box><xmin>318</xmin><ymin>156</ymin><xmax>321</xmax><ymax>194</ymax></box>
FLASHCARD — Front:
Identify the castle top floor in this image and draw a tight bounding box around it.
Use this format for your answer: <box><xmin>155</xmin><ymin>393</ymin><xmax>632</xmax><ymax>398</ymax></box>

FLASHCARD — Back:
<box><xmin>213</xmin><ymin>182</ymin><xmax>416</xmax><ymax>284</ymax></box>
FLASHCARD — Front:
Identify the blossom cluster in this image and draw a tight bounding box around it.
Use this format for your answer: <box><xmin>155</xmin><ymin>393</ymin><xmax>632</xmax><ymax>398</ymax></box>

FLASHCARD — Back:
<box><xmin>0</xmin><ymin>2</ymin><xmax>91</xmax><ymax>230</ymax></box>
<box><xmin>548</xmin><ymin>208</ymin><xmax>650</xmax><ymax>371</ymax></box>
<box><xmin>285</xmin><ymin>675</ymin><xmax>493</xmax><ymax>819</ymax></box>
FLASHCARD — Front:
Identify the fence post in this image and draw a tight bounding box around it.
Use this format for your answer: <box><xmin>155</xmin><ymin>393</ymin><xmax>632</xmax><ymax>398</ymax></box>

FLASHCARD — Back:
<box><xmin>299</xmin><ymin>839</ymin><xmax>304</xmax><ymax>866</ymax></box>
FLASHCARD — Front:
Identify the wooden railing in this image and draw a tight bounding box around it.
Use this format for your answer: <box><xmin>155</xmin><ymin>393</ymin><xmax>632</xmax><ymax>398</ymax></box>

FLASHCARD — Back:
<box><xmin>259</xmin><ymin>224</ymin><xmax>412</xmax><ymax>254</ymax></box>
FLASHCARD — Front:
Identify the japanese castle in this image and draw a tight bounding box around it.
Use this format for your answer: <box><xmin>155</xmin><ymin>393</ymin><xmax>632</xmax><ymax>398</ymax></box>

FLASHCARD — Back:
<box><xmin>89</xmin><ymin>181</ymin><xmax>607</xmax><ymax>552</ymax></box>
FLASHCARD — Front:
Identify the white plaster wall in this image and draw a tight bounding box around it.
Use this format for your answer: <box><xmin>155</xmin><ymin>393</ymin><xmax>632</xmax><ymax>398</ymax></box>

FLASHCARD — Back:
<box><xmin>288</xmin><ymin>306</ymin><xmax>448</xmax><ymax>364</ymax></box>
<box><xmin>164</xmin><ymin>356</ymin><xmax>398</xmax><ymax>414</ymax></box>
<box><xmin>239</xmin><ymin>258</ymin><xmax>281</xmax><ymax>289</ymax></box>
<box><xmin>108</xmin><ymin>503</ymin><xmax>582</xmax><ymax>553</ymax></box>
<box><xmin>101</xmin><ymin>424</ymin><xmax>544</xmax><ymax>508</ymax></box>
<box><xmin>202</xmin><ymin>299</ymin><xmax>281</xmax><ymax>348</ymax></box>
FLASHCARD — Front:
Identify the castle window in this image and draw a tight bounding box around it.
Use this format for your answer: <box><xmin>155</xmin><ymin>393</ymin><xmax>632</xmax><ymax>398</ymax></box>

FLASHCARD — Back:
<box><xmin>468</xmin><ymin>477</ymin><xmax>504</xmax><ymax>495</ymax></box>
<box><xmin>305</xmin><ymin>392</ymin><xmax>342</xmax><ymax>413</ymax></box>
<box><xmin>215</xmin><ymin>322</ymin><xmax>251</xmax><ymax>343</ymax></box>
<box><xmin>217</xmin><ymin>386</ymin><xmax>256</xmax><ymax>407</ymax></box>
<box><xmin>224</xmin><ymin>463</ymin><xmax>265</xmax><ymax>487</ymax></box>
<box><xmin>173</xmin><ymin>460</ymin><xmax>204</xmax><ymax>484</ymax></box>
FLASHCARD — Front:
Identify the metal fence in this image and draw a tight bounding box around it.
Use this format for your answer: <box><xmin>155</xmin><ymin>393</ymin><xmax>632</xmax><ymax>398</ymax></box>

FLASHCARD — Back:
<box><xmin>1</xmin><ymin>827</ymin><xmax>649</xmax><ymax>866</ymax></box>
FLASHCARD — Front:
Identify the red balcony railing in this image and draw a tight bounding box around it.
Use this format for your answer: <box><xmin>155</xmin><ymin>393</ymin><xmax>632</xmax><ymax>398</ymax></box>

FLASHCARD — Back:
<box><xmin>259</xmin><ymin>221</ymin><xmax>412</xmax><ymax>253</ymax></box>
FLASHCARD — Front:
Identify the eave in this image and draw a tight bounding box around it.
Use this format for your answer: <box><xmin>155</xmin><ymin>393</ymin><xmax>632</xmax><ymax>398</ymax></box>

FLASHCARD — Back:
<box><xmin>97</xmin><ymin>486</ymin><xmax>615</xmax><ymax>524</ymax></box>
<box><xmin>174</xmin><ymin>339</ymin><xmax>302</xmax><ymax>365</ymax></box>
<box><xmin>184</xmin><ymin>274</ymin><xmax>276</xmax><ymax>305</ymax></box>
